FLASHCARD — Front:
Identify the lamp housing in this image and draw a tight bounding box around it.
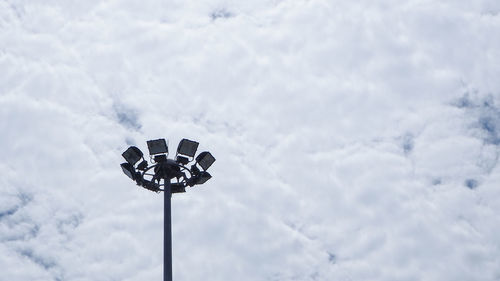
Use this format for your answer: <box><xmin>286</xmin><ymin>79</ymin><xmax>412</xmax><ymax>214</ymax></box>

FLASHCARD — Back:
<box><xmin>121</xmin><ymin>163</ymin><xmax>136</xmax><ymax>180</ymax></box>
<box><xmin>177</xmin><ymin>139</ymin><xmax>199</xmax><ymax>157</ymax></box>
<box><xmin>171</xmin><ymin>183</ymin><xmax>186</xmax><ymax>193</ymax></box>
<box><xmin>122</xmin><ymin>146</ymin><xmax>143</xmax><ymax>165</ymax></box>
<box><xmin>196</xmin><ymin>151</ymin><xmax>216</xmax><ymax>171</ymax></box>
<box><xmin>194</xmin><ymin>171</ymin><xmax>212</xmax><ymax>185</ymax></box>
<box><xmin>142</xmin><ymin>179</ymin><xmax>160</xmax><ymax>192</ymax></box>
<box><xmin>147</xmin><ymin>139</ymin><xmax>168</xmax><ymax>155</ymax></box>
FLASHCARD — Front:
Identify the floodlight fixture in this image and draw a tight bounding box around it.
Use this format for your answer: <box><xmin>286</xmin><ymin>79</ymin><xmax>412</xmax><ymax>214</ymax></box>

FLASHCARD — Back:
<box><xmin>196</xmin><ymin>151</ymin><xmax>216</xmax><ymax>171</ymax></box>
<box><xmin>195</xmin><ymin>171</ymin><xmax>212</xmax><ymax>185</ymax></box>
<box><xmin>177</xmin><ymin>139</ymin><xmax>199</xmax><ymax>157</ymax></box>
<box><xmin>122</xmin><ymin>146</ymin><xmax>143</xmax><ymax>165</ymax></box>
<box><xmin>121</xmin><ymin>163</ymin><xmax>136</xmax><ymax>180</ymax></box>
<box><xmin>147</xmin><ymin>138</ymin><xmax>168</xmax><ymax>155</ymax></box>
<box><xmin>171</xmin><ymin>183</ymin><xmax>186</xmax><ymax>193</ymax></box>
<box><xmin>142</xmin><ymin>179</ymin><xmax>160</xmax><ymax>192</ymax></box>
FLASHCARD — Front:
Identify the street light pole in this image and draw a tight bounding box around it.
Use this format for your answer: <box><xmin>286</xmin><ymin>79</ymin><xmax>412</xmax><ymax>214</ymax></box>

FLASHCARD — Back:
<box><xmin>164</xmin><ymin>178</ymin><xmax>172</xmax><ymax>281</ymax></box>
<box><xmin>120</xmin><ymin>138</ymin><xmax>216</xmax><ymax>281</ymax></box>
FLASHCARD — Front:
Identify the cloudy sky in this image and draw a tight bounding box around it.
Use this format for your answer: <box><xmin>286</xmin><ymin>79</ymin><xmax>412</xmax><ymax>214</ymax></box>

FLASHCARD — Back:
<box><xmin>1</xmin><ymin>0</ymin><xmax>500</xmax><ymax>280</ymax></box>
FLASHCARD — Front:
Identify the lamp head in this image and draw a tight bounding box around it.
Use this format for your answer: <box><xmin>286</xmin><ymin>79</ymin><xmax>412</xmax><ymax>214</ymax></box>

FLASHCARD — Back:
<box><xmin>195</xmin><ymin>151</ymin><xmax>216</xmax><ymax>171</ymax></box>
<box><xmin>121</xmin><ymin>163</ymin><xmax>137</xmax><ymax>180</ymax></box>
<box><xmin>142</xmin><ymin>179</ymin><xmax>160</xmax><ymax>192</ymax></box>
<box><xmin>122</xmin><ymin>146</ymin><xmax>143</xmax><ymax>165</ymax></box>
<box><xmin>147</xmin><ymin>139</ymin><xmax>168</xmax><ymax>155</ymax></box>
<box><xmin>177</xmin><ymin>139</ymin><xmax>199</xmax><ymax>158</ymax></box>
<box><xmin>196</xmin><ymin>171</ymin><xmax>212</xmax><ymax>185</ymax></box>
<box><xmin>171</xmin><ymin>183</ymin><xmax>186</xmax><ymax>193</ymax></box>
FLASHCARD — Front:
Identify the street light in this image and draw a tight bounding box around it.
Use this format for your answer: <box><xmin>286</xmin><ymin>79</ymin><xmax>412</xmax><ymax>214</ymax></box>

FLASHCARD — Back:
<box><xmin>119</xmin><ymin>138</ymin><xmax>215</xmax><ymax>281</ymax></box>
<box><xmin>175</xmin><ymin>139</ymin><xmax>199</xmax><ymax>165</ymax></box>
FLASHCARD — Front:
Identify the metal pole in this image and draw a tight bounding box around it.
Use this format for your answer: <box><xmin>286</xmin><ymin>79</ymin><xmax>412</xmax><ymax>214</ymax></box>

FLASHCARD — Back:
<box><xmin>164</xmin><ymin>177</ymin><xmax>172</xmax><ymax>281</ymax></box>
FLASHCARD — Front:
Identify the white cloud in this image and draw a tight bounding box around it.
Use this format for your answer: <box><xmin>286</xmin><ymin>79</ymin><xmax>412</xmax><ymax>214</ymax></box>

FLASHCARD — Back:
<box><xmin>1</xmin><ymin>0</ymin><xmax>500</xmax><ymax>280</ymax></box>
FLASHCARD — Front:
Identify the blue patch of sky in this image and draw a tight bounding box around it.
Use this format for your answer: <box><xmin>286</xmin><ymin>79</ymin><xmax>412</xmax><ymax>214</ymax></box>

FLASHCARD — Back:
<box><xmin>454</xmin><ymin>94</ymin><xmax>475</xmax><ymax>109</ymax></box>
<box><xmin>465</xmin><ymin>179</ymin><xmax>478</xmax><ymax>190</ymax></box>
<box><xmin>0</xmin><ymin>192</ymin><xmax>32</xmax><ymax>221</ymax></box>
<box><xmin>28</xmin><ymin>224</ymin><xmax>40</xmax><ymax>239</ymax></box>
<box><xmin>211</xmin><ymin>8</ymin><xmax>233</xmax><ymax>20</ymax></box>
<box><xmin>113</xmin><ymin>104</ymin><xmax>142</xmax><ymax>131</ymax></box>
<box><xmin>4</xmin><ymin>224</ymin><xmax>40</xmax><ymax>242</ymax></box>
<box><xmin>402</xmin><ymin>133</ymin><xmax>414</xmax><ymax>155</ymax></box>
<box><xmin>57</xmin><ymin>213</ymin><xmax>83</xmax><ymax>235</ymax></box>
<box><xmin>479</xmin><ymin>114</ymin><xmax>500</xmax><ymax>145</ymax></box>
<box><xmin>328</xmin><ymin>252</ymin><xmax>336</xmax><ymax>264</ymax></box>
<box><xmin>0</xmin><ymin>194</ymin><xmax>40</xmax><ymax>243</ymax></box>
<box><xmin>455</xmin><ymin>93</ymin><xmax>500</xmax><ymax>145</ymax></box>
<box><xmin>19</xmin><ymin>249</ymin><xmax>56</xmax><ymax>270</ymax></box>
<box><xmin>18</xmin><ymin>191</ymin><xmax>32</xmax><ymax>204</ymax></box>
<box><xmin>0</xmin><ymin>207</ymin><xmax>18</xmax><ymax>220</ymax></box>
<box><xmin>432</xmin><ymin>178</ymin><xmax>442</xmax><ymax>185</ymax></box>
<box><xmin>477</xmin><ymin>95</ymin><xmax>500</xmax><ymax>144</ymax></box>
<box><xmin>479</xmin><ymin>116</ymin><xmax>496</xmax><ymax>134</ymax></box>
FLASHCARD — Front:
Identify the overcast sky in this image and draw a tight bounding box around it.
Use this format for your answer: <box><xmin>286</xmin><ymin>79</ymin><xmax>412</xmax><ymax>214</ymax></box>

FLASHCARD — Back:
<box><xmin>1</xmin><ymin>0</ymin><xmax>500</xmax><ymax>280</ymax></box>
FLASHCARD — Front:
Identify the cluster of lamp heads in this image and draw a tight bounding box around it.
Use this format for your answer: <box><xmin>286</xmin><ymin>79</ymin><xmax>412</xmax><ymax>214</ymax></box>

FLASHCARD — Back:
<box><xmin>120</xmin><ymin>138</ymin><xmax>215</xmax><ymax>193</ymax></box>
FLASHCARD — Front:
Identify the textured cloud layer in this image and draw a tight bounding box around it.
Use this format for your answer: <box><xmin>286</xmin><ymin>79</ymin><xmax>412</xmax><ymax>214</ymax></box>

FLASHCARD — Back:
<box><xmin>1</xmin><ymin>0</ymin><xmax>500</xmax><ymax>280</ymax></box>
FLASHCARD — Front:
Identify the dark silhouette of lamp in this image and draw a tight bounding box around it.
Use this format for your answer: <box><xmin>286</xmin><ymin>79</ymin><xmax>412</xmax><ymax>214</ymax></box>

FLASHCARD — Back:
<box><xmin>119</xmin><ymin>138</ymin><xmax>215</xmax><ymax>281</ymax></box>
